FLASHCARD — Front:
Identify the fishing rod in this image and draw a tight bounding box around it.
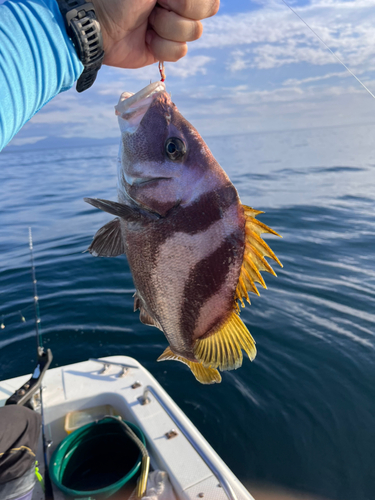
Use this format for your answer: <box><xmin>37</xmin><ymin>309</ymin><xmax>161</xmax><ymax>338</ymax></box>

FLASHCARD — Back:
<box><xmin>28</xmin><ymin>228</ymin><xmax>54</xmax><ymax>500</ymax></box>
<box><xmin>5</xmin><ymin>230</ymin><xmax>54</xmax><ymax>497</ymax></box>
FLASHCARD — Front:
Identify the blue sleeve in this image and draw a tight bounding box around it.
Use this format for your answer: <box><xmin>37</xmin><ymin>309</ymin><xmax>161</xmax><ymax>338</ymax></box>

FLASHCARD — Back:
<box><xmin>0</xmin><ymin>0</ymin><xmax>84</xmax><ymax>150</ymax></box>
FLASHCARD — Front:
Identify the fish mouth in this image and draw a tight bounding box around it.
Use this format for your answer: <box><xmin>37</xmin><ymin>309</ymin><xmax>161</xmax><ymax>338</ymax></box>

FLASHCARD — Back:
<box><xmin>135</xmin><ymin>176</ymin><xmax>170</xmax><ymax>186</ymax></box>
<box><xmin>124</xmin><ymin>173</ymin><xmax>170</xmax><ymax>186</ymax></box>
<box><xmin>115</xmin><ymin>81</ymin><xmax>166</xmax><ymax>132</ymax></box>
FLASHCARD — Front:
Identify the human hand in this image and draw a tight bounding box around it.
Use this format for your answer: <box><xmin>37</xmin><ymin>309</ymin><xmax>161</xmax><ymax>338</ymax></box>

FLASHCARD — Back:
<box><xmin>91</xmin><ymin>0</ymin><xmax>219</xmax><ymax>69</ymax></box>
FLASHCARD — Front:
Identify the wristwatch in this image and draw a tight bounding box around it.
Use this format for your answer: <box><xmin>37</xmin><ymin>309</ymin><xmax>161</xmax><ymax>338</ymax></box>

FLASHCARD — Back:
<box><xmin>57</xmin><ymin>0</ymin><xmax>105</xmax><ymax>92</ymax></box>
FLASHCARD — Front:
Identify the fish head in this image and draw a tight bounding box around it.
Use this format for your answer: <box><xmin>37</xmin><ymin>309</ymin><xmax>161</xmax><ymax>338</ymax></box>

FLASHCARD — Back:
<box><xmin>115</xmin><ymin>82</ymin><xmax>229</xmax><ymax>216</ymax></box>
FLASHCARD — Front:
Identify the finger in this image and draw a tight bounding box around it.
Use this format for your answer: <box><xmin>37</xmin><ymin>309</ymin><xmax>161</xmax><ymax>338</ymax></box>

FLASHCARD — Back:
<box><xmin>157</xmin><ymin>0</ymin><xmax>220</xmax><ymax>21</ymax></box>
<box><xmin>146</xmin><ymin>30</ymin><xmax>188</xmax><ymax>62</ymax></box>
<box><xmin>149</xmin><ymin>6</ymin><xmax>203</xmax><ymax>42</ymax></box>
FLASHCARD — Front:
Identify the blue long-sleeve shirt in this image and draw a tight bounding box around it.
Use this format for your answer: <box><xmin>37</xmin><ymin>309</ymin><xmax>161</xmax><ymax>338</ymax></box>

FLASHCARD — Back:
<box><xmin>0</xmin><ymin>0</ymin><xmax>84</xmax><ymax>150</ymax></box>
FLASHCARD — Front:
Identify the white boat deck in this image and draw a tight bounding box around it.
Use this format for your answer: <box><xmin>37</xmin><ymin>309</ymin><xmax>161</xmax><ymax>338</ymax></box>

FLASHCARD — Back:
<box><xmin>0</xmin><ymin>356</ymin><xmax>254</xmax><ymax>500</ymax></box>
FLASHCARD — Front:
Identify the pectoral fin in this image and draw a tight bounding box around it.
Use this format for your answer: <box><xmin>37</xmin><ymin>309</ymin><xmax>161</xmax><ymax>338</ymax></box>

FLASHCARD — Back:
<box><xmin>158</xmin><ymin>347</ymin><xmax>221</xmax><ymax>384</ymax></box>
<box><xmin>84</xmin><ymin>198</ymin><xmax>159</xmax><ymax>222</ymax></box>
<box><xmin>87</xmin><ymin>218</ymin><xmax>125</xmax><ymax>257</ymax></box>
<box><xmin>194</xmin><ymin>311</ymin><xmax>256</xmax><ymax>371</ymax></box>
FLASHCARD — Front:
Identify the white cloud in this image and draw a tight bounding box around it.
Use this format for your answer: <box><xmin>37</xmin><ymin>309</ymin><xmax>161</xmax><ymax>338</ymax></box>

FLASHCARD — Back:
<box><xmin>24</xmin><ymin>72</ymin><xmax>375</xmax><ymax>140</ymax></box>
<box><xmin>165</xmin><ymin>55</ymin><xmax>213</xmax><ymax>78</ymax></box>
<box><xmin>282</xmin><ymin>71</ymin><xmax>349</xmax><ymax>86</ymax></box>
<box><xmin>7</xmin><ymin>0</ymin><xmax>375</xmax><ymax>144</ymax></box>
<box><xmin>28</xmin><ymin>89</ymin><xmax>119</xmax><ymax>139</ymax></box>
<box><xmin>96</xmin><ymin>55</ymin><xmax>214</xmax><ymax>98</ymax></box>
<box><xmin>9</xmin><ymin>135</ymin><xmax>47</xmax><ymax>146</ymax></box>
<box><xmin>174</xmin><ymin>76</ymin><xmax>375</xmax><ymax>137</ymax></box>
<box><xmin>24</xmin><ymin>54</ymin><xmax>212</xmax><ymax>139</ymax></box>
<box><xmin>198</xmin><ymin>0</ymin><xmax>375</xmax><ymax>72</ymax></box>
<box><xmin>228</xmin><ymin>50</ymin><xmax>249</xmax><ymax>72</ymax></box>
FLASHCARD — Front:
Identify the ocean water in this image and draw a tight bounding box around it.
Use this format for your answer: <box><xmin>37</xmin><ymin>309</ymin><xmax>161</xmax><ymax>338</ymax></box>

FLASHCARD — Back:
<box><xmin>1</xmin><ymin>123</ymin><xmax>375</xmax><ymax>500</ymax></box>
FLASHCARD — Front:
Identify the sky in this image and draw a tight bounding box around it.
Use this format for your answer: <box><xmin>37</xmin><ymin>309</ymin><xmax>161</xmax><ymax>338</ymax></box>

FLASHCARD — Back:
<box><xmin>7</xmin><ymin>0</ymin><xmax>375</xmax><ymax>147</ymax></box>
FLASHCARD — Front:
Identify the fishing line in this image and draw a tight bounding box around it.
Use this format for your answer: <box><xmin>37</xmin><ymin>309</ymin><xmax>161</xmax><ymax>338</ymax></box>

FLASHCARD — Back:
<box><xmin>28</xmin><ymin>228</ymin><xmax>54</xmax><ymax>500</ymax></box>
<box><xmin>29</xmin><ymin>228</ymin><xmax>42</xmax><ymax>350</ymax></box>
<box><xmin>0</xmin><ymin>305</ymin><xmax>33</xmax><ymax>329</ymax></box>
<box><xmin>280</xmin><ymin>0</ymin><xmax>375</xmax><ymax>100</ymax></box>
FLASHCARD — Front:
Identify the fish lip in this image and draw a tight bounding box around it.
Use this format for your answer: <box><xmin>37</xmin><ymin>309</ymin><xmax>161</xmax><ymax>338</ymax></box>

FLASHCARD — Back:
<box><xmin>124</xmin><ymin>173</ymin><xmax>171</xmax><ymax>186</ymax></box>
<box><xmin>115</xmin><ymin>81</ymin><xmax>167</xmax><ymax>133</ymax></box>
<box><xmin>133</xmin><ymin>176</ymin><xmax>170</xmax><ymax>186</ymax></box>
<box><xmin>115</xmin><ymin>81</ymin><xmax>166</xmax><ymax>116</ymax></box>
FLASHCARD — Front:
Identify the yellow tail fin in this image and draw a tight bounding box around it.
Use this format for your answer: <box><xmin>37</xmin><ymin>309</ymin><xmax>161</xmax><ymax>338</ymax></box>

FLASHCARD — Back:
<box><xmin>194</xmin><ymin>311</ymin><xmax>256</xmax><ymax>371</ymax></box>
<box><xmin>157</xmin><ymin>347</ymin><xmax>222</xmax><ymax>384</ymax></box>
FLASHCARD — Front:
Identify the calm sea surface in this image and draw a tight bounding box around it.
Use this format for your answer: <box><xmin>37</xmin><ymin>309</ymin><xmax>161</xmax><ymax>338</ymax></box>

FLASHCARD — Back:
<box><xmin>1</xmin><ymin>124</ymin><xmax>375</xmax><ymax>500</ymax></box>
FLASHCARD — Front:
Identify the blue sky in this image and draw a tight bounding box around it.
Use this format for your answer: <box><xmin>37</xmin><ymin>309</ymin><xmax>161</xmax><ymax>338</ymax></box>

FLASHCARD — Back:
<box><xmin>8</xmin><ymin>0</ymin><xmax>375</xmax><ymax>147</ymax></box>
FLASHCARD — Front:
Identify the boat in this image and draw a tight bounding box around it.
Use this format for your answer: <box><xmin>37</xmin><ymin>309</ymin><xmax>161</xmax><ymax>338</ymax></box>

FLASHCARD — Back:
<box><xmin>0</xmin><ymin>355</ymin><xmax>255</xmax><ymax>500</ymax></box>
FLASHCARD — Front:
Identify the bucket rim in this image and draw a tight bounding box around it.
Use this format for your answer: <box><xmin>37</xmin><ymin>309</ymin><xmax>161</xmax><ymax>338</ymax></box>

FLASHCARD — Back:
<box><xmin>50</xmin><ymin>418</ymin><xmax>145</xmax><ymax>498</ymax></box>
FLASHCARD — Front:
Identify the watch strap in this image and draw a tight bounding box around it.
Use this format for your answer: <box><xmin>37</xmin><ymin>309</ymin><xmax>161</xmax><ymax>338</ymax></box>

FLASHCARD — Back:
<box><xmin>57</xmin><ymin>0</ymin><xmax>105</xmax><ymax>92</ymax></box>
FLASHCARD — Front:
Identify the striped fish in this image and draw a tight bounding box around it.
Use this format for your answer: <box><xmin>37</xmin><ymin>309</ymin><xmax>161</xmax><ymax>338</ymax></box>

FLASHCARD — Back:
<box><xmin>85</xmin><ymin>81</ymin><xmax>282</xmax><ymax>384</ymax></box>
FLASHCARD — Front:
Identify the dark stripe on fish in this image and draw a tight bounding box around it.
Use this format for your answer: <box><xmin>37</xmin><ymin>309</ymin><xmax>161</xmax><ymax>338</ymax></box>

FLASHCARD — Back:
<box><xmin>155</xmin><ymin>184</ymin><xmax>238</xmax><ymax>240</ymax></box>
<box><xmin>180</xmin><ymin>230</ymin><xmax>244</xmax><ymax>338</ymax></box>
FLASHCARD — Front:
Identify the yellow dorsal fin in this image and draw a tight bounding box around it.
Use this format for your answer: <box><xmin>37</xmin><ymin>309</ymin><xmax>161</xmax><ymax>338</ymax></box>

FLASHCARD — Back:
<box><xmin>194</xmin><ymin>311</ymin><xmax>256</xmax><ymax>371</ymax></box>
<box><xmin>242</xmin><ymin>205</ymin><xmax>264</xmax><ymax>217</ymax></box>
<box><xmin>157</xmin><ymin>347</ymin><xmax>221</xmax><ymax>384</ymax></box>
<box><xmin>245</xmin><ymin>227</ymin><xmax>283</xmax><ymax>267</ymax></box>
<box><xmin>246</xmin><ymin>217</ymin><xmax>281</xmax><ymax>237</ymax></box>
<box><xmin>238</xmin><ymin>275</ymin><xmax>250</xmax><ymax>304</ymax></box>
<box><xmin>246</xmin><ymin>242</ymin><xmax>276</xmax><ymax>276</ymax></box>
<box><xmin>244</xmin><ymin>253</ymin><xmax>267</xmax><ymax>288</ymax></box>
<box><xmin>235</xmin><ymin>204</ymin><xmax>282</xmax><ymax>308</ymax></box>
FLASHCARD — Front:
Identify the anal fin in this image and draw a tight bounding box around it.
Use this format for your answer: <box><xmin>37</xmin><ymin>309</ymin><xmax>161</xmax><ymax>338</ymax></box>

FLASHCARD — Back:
<box><xmin>133</xmin><ymin>293</ymin><xmax>162</xmax><ymax>330</ymax></box>
<box><xmin>194</xmin><ymin>311</ymin><xmax>256</xmax><ymax>371</ymax></box>
<box><xmin>87</xmin><ymin>218</ymin><xmax>124</xmax><ymax>257</ymax></box>
<box><xmin>158</xmin><ymin>347</ymin><xmax>221</xmax><ymax>384</ymax></box>
<box><xmin>133</xmin><ymin>293</ymin><xmax>140</xmax><ymax>312</ymax></box>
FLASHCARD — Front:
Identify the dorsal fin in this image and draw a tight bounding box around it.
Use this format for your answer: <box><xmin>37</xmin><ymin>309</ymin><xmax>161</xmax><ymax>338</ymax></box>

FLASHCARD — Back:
<box><xmin>87</xmin><ymin>218</ymin><xmax>125</xmax><ymax>257</ymax></box>
<box><xmin>235</xmin><ymin>204</ymin><xmax>282</xmax><ymax>307</ymax></box>
<box><xmin>194</xmin><ymin>311</ymin><xmax>256</xmax><ymax>371</ymax></box>
<box><xmin>158</xmin><ymin>347</ymin><xmax>221</xmax><ymax>384</ymax></box>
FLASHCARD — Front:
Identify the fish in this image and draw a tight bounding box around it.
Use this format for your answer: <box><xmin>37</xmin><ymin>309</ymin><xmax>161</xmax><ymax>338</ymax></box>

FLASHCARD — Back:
<box><xmin>85</xmin><ymin>81</ymin><xmax>282</xmax><ymax>384</ymax></box>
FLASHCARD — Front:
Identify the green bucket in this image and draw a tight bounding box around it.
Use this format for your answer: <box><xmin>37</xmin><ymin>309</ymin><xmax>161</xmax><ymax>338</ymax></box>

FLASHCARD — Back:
<box><xmin>50</xmin><ymin>417</ymin><xmax>146</xmax><ymax>500</ymax></box>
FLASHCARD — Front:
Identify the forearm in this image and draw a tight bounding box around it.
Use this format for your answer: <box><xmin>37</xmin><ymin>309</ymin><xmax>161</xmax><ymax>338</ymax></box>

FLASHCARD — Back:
<box><xmin>0</xmin><ymin>0</ymin><xmax>83</xmax><ymax>150</ymax></box>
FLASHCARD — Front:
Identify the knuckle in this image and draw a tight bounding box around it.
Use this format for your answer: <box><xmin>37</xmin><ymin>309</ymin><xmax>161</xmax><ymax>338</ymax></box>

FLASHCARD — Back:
<box><xmin>167</xmin><ymin>0</ymin><xmax>219</xmax><ymax>20</ymax></box>
<box><xmin>187</xmin><ymin>0</ymin><xmax>220</xmax><ymax>19</ymax></box>
<box><xmin>172</xmin><ymin>43</ymin><xmax>188</xmax><ymax>61</ymax></box>
<box><xmin>153</xmin><ymin>6</ymin><xmax>168</xmax><ymax>27</ymax></box>
<box><xmin>181</xmin><ymin>0</ymin><xmax>203</xmax><ymax>20</ymax></box>
<box><xmin>207</xmin><ymin>0</ymin><xmax>220</xmax><ymax>17</ymax></box>
<box><xmin>179</xmin><ymin>0</ymin><xmax>191</xmax><ymax>14</ymax></box>
<box><xmin>213</xmin><ymin>0</ymin><xmax>220</xmax><ymax>16</ymax></box>
<box><xmin>192</xmin><ymin>21</ymin><xmax>203</xmax><ymax>40</ymax></box>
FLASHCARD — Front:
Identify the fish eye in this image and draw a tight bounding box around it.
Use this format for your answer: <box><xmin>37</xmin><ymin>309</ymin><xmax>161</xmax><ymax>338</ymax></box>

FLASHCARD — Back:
<box><xmin>165</xmin><ymin>137</ymin><xmax>186</xmax><ymax>161</ymax></box>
